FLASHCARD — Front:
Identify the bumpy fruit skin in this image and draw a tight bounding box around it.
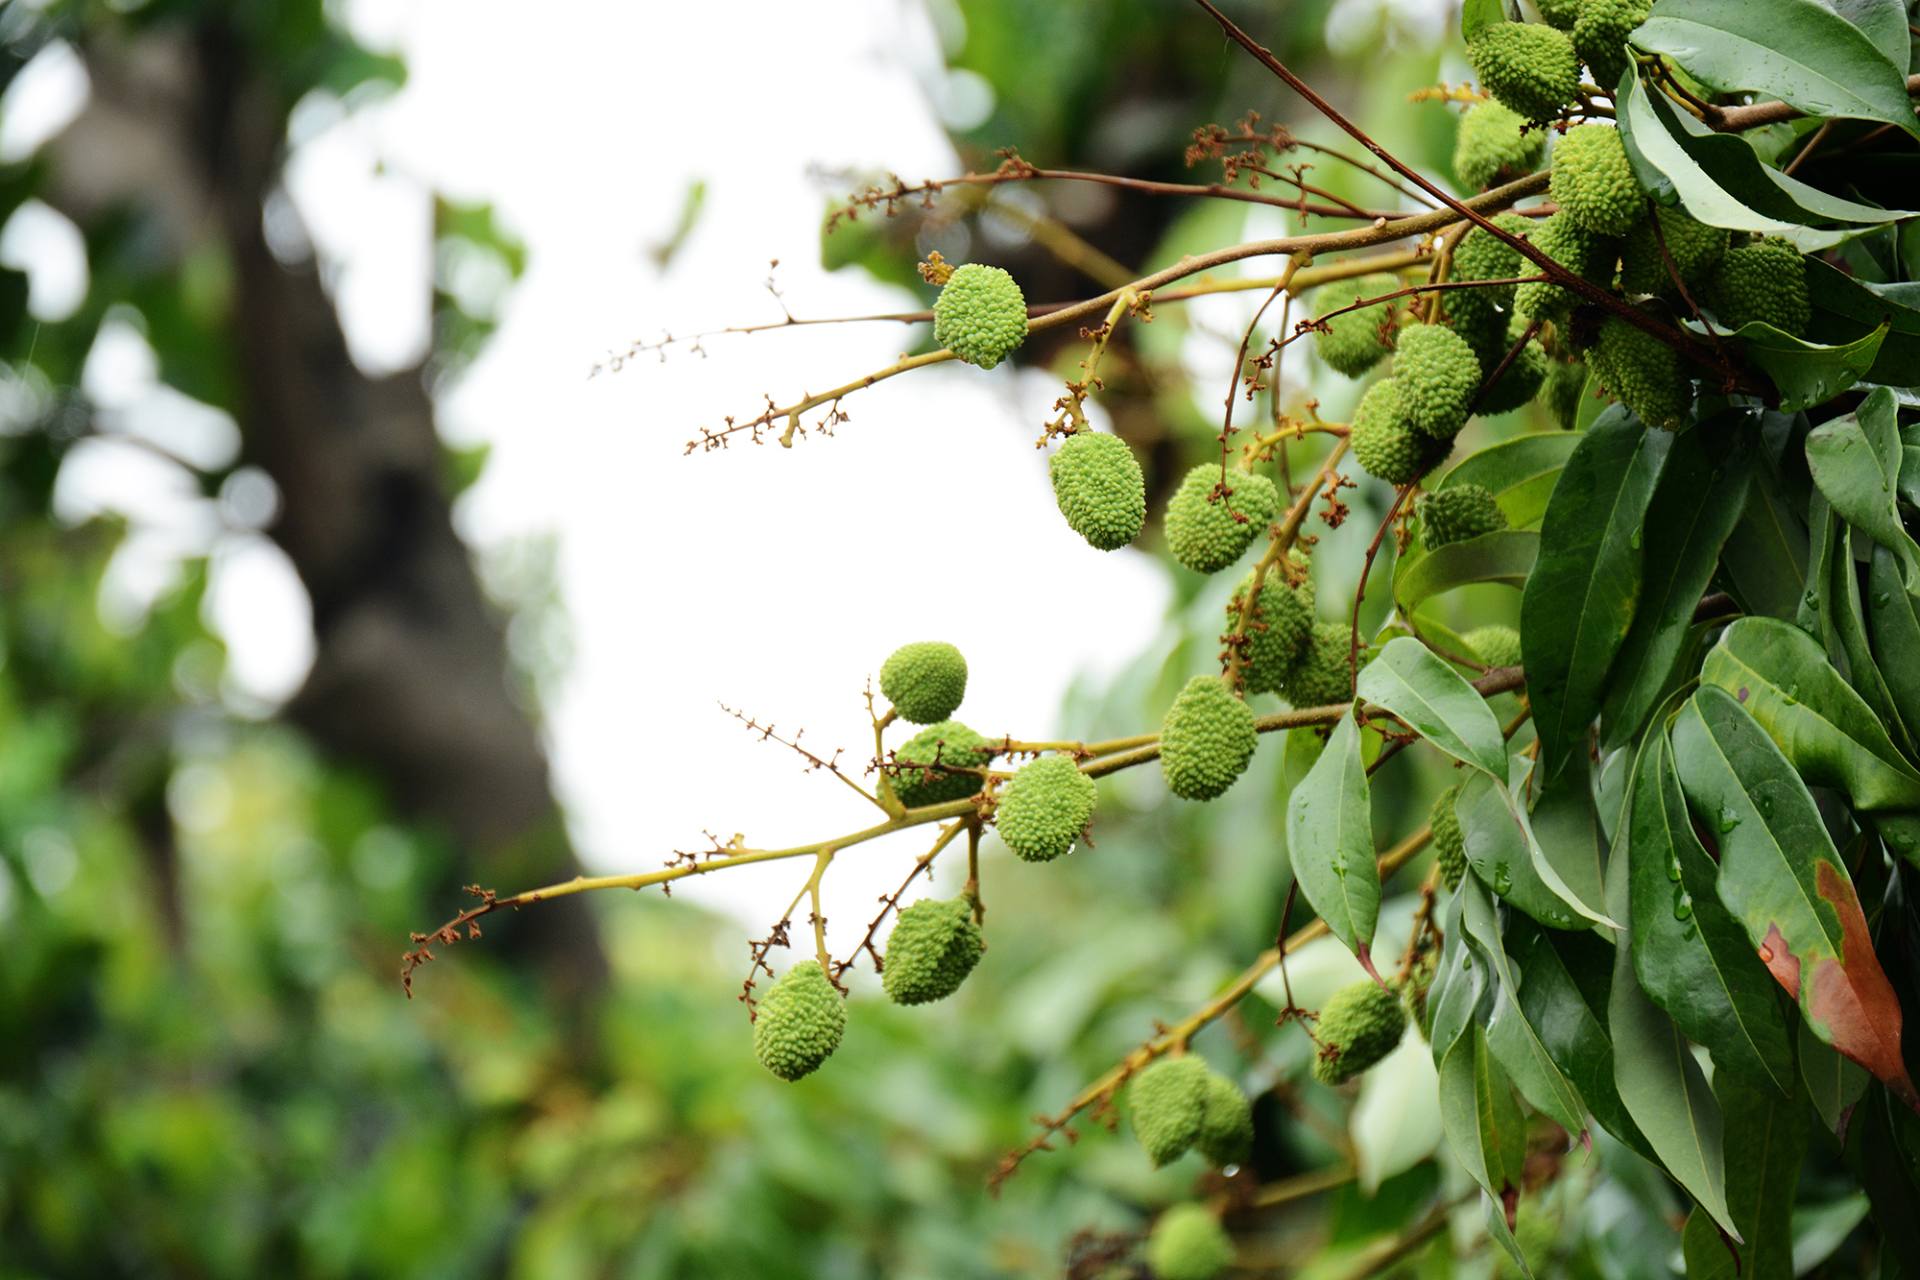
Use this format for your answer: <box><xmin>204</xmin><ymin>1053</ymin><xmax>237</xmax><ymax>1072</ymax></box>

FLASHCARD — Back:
<box><xmin>1536</xmin><ymin>0</ymin><xmax>1581</xmax><ymax>29</ymax></box>
<box><xmin>1312</xmin><ymin>981</ymin><xmax>1409</xmax><ymax>1084</ymax></box>
<box><xmin>1429</xmin><ymin>783</ymin><xmax>1468</xmax><ymax>892</ymax></box>
<box><xmin>1419</xmin><ymin>484</ymin><xmax>1509</xmax><ymax>550</ymax></box>
<box><xmin>1454</xmin><ymin>101</ymin><xmax>1545</xmax><ymax>192</ymax></box>
<box><xmin>753</xmin><ymin>961</ymin><xmax>845</xmax><ymax>1081</ymax></box>
<box><xmin>1351</xmin><ymin>379</ymin><xmax>1424</xmax><ymax>486</ymax></box>
<box><xmin>1130</xmin><ymin>1056</ymin><xmax>1212</xmax><ymax>1166</ymax></box>
<box><xmin>1704</xmin><ymin>236</ymin><xmax>1810</xmax><ymax>336</ymax></box>
<box><xmin>933</xmin><ymin>263</ymin><xmax>1027</xmax><ymax>369</ymax></box>
<box><xmin>1165</xmin><ymin>466</ymin><xmax>1280</xmax><ymax>575</ymax></box>
<box><xmin>1514</xmin><ymin>212</ymin><xmax>1617</xmax><ymax>323</ymax></box>
<box><xmin>1468</xmin><ymin>22</ymin><xmax>1581</xmax><ymax>120</ymax></box>
<box><xmin>1195</xmin><ymin>1072</ymin><xmax>1254</xmax><ymax>1166</ymax></box>
<box><xmin>1309</xmin><ymin>273</ymin><xmax>1404</xmax><ymax>376</ymax></box>
<box><xmin>1464</xmin><ymin>312</ymin><xmax>1549</xmax><ymax>415</ymax></box>
<box><xmin>995</xmin><ymin>755</ymin><xmax>1096</xmax><ymax>862</ymax></box>
<box><xmin>879</xmin><ymin>641</ymin><xmax>968</xmax><ymax>724</ymax></box>
<box><xmin>1617</xmin><ymin>206</ymin><xmax>1728</xmax><ymax>295</ymax></box>
<box><xmin>1574</xmin><ymin>0</ymin><xmax>1650</xmax><ymax>93</ymax></box>
<box><xmin>1146</xmin><ymin>1205</ymin><xmax>1235</xmax><ymax>1280</ymax></box>
<box><xmin>1393</xmin><ymin>325</ymin><xmax>1482</xmax><ymax>440</ymax></box>
<box><xmin>1050</xmin><ymin>431</ymin><xmax>1147</xmax><ymax>551</ymax></box>
<box><xmin>1550</xmin><ymin>123</ymin><xmax>1642</xmax><ymax>236</ymax></box>
<box><xmin>1160</xmin><ymin>675</ymin><xmax>1258</xmax><ymax>801</ymax></box>
<box><xmin>1283</xmin><ymin>622</ymin><xmax>1366</xmax><ymax>709</ymax></box>
<box><xmin>1228</xmin><ymin>560</ymin><xmax>1315</xmax><ymax>696</ymax></box>
<box><xmin>1465</xmin><ymin>623</ymin><xmax>1524</xmax><ymax>669</ymax></box>
<box><xmin>1450</xmin><ymin>212</ymin><xmax>1535</xmax><ymax>316</ymax></box>
<box><xmin>881</xmin><ymin>896</ymin><xmax>984</xmax><ymax>1004</ymax></box>
<box><xmin>891</xmin><ymin>719</ymin><xmax>992</xmax><ymax>807</ymax></box>
<box><xmin>1546</xmin><ymin>358</ymin><xmax>1588</xmax><ymax>429</ymax></box>
<box><xmin>1591</xmin><ymin>316</ymin><xmax>1688</xmax><ymax>430</ymax></box>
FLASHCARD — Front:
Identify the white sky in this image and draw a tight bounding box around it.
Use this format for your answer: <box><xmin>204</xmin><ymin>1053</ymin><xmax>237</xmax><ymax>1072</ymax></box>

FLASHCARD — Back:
<box><xmin>7</xmin><ymin>0</ymin><xmax>1453</xmax><ymax>955</ymax></box>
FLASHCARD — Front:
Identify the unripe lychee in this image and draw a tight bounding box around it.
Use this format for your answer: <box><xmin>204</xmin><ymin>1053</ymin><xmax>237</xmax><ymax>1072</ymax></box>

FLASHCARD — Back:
<box><xmin>1283</xmin><ymin>622</ymin><xmax>1366</xmax><ymax>709</ymax></box>
<box><xmin>1464</xmin><ymin>623</ymin><xmax>1524</xmax><ymax>669</ymax></box>
<box><xmin>1703</xmin><ymin>236</ymin><xmax>1810</xmax><ymax>336</ymax></box>
<box><xmin>1545</xmin><ymin>358</ymin><xmax>1589</xmax><ymax>429</ymax></box>
<box><xmin>1573</xmin><ymin>0</ymin><xmax>1650</xmax><ymax>93</ymax></box>
<box><xmin>1536</xmin><ymin>0</ymin><xmax>1581</xmax><ymax>29</ymax></box>
<box><xmin>1146</xmin><ymin>1205</ymin><xmax>1235</xmax><ymax>1280</ymax></box>
<box><xmin>1130</xmin><ymin>1055</ymin><xmax>1212</xmax><ymax>1165</ymax></box>
<box><xmin>881</xmin><ymin>895</ymin><xmax>984</xmax><ymax>1005</ymax></box>
<box><xmin>891</xmin><ymin>719</ymin><xmax>993</xmax><ymax>807</ymax></box>
<box><xmin>1228</xmin><ymin>558</ymin><xmax>1315</xmax><ymax>696</ymax></box>
<box><xmin>933</xmin><ymin>263</ymin><xmax>1027</xmax><ymax>369</ymax></box>
<box><xmin>1050</xmin><ymin>430</ymin><xmax>1148</xmax><ymax>551</ymax></box>
<box><xmin>1418</xmin><ymin>483</ymin><xmax>1509</xmax><ymax>550</ymax></box>
<box><xmin>1160</xmin><ymin>675</ymin><xmax>1258</xmax><ymax>801</ymax></box>
<box><xmin>1165</xmin><ymin>465</ymin><xmax>1280</xmax><ymax>575</ymax></box>
<box><xmin>1455</xmin><ymin>101</ymin><xmax>1546</xmax><ymax>193</ymax></box>
<box><xmin>1195</xmin><ymin>1071</ymin><xmax>1254</xmax><ymax>1166</ymax></box>
<box><xmin>880</xmin><ymin>641</ymin><xmax>968</xmax><ymax>724</ymax></box>
<box><xmin>1310</xmin><ymin>274</ymin><xmax>1405</xmax><ymax>377</ymax></box>
<box><xmin>1550</xmin><ymin>123</ymin><xmax>1642</xmax><ymax>237</ymax></box>
<box><xmin>1392</xmin><ymin>325</ymin><xmax>1482</xmax><ymax>440</ymax></box>
<box><xmin>1513</xmin><ymin>212</ymin><xmax>1618</xmax><ymax>324</ymax></box>
<box><xmin>1351</xmin><ymin>379</ymin><xmax>1433</xmax><ymax>486</ymax></box>
<box><xmin>1590</xmin><ymin>315</ymin><xmax>1689</xmax><ymax>431</ymax></box>
<box><xmin>1429</xmin><ymin>783</ymin><xmax>1468</xmax><ymax>892</ymax></box>
<box><xmin>753</xmin><ymin>960</ymin><xmax>845</xmax><ymax>1081</ymax></box>
<box><xmin>1464</xmin><ymin>312</ymin><xmax>1549</xmax><ymax>415</ymax></box>
<box><xmin>1311</xmin><ymin>980</ymin><xmax>1409</xmax><ymax>1084</ymax></box>
<box><xmin>1450</xmin><ymin>211</ymin><xmax>1536</xmax><ymax>317</ymax></box>
<box><xmin>995</xmin><ymin>755</ymin><xmax>1096</xmax><ymax>863</ymax></box>
<box><xmin>1617</xmin><ymin>206</ymin><xmax>1728</xmax><ymax>295</ymax></box>
<box><xmin>1468</xmin><ymin>22</ymin><xmax>1581</xmax><ymax>120</ymax></box>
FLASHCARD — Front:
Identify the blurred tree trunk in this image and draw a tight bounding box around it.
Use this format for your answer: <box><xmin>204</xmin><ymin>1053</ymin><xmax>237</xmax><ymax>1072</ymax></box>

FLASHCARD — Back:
<box><xmin>48</xmin><ymin>21</ymin><xmax>605</xmax><ymax>996</ymax></box>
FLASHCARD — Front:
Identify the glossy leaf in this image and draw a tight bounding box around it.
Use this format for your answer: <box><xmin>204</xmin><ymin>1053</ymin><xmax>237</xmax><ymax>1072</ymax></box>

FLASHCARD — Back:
<box><xmin>1438</xmin><ymin>1024</ymin><xmax>1531</xmax><ymax>1270</ymax></box>
<box><xmin>1458</xmin><ymin>768</ymin><xmax>1613</xmax><ymax>930</ymax></box>
<box><xmin>1427</xmin><ymin>892</ymin><xmax>1486</xmax><ymax>1064</ymax></box>
<box><xmin>1700</xmin><ymin>617</ymin><xmax>1920</xmax><ymax>810</ymax></box>
<box><xmin>1806</xmin><ymin>259</ymin><xmax>1920</xmax><ymax>389</ymax></box>
<box><xmin>1523</xmin><ymin>410</ymin><xmax>1670</xmax><ymax>782</ymax></box>
<box><xmin>1704</xmin><ymin>318</ymin><xmax>1889</xmax><ymax>411</ymax></box>
<box><xmin>1814</xmin><ymin>0</ymin><xmax>1911</xmax><ymax>67</ymax></box>
<box><xmin>1527</xmin><ymin>772</ymin><xmax>1610</xmax><ymax>925</ymax></box>
<box><xmin>1637</xmin><ymin>0</ymin><xmax>1920</xmax><ymax>138</ymax></box>
<box><xmin>1355</xmin><ymin>636</ymin><xmax>1508</xmax><ymax>778</ymax></box>
<box><xmin>1869</xmin><ymin>545</ymin><xmax>1920</xmax><ymax>751</ymax></box>
<box><xmin>1671</xmin><ymin>687</ymin><xmax>1918</xmax><ymax>1104</ymax></box>
<box><xmin>1628</xmin><ymin>735</ymin><xmax>1795</xmax><ymax>1093</ymax></box>
<box><xmin>1721</xmin><ymin>467</ymin><xmax>1813</xmax><ymax>619</ymax></box>
<box><xmin>1829</xmin><ymin>523</ymin><xmax>1915</xmax><ymax>757</ymax></box>
<box><xmin>1284</xmin><ymin>709</ymin><xmax>1380</xmax><ymax>964</ymax></box>
<box><xmin>1459</xmin><ymin>880</ymin><xmax>1590</xmax><ymax>1135</ymax></box>
<box><xmin>1802</xmin><ymin>1016</ymin><xmax>1870</xmax><ymax>1133</ymax></box>
<box><xmin>1807</xmin><ymin>387</ymin><xmax>1920</xmax><ymax>592</ymax></box>
<box><xmin>1392</xmin><ymin>530</ymin><xmax>1538</xmax><ymax>611</ymax></box>
<box><xmin>1509</xmin><ymin>923</ymin><xmax>1650</xmax><ymax>1154</ymax></box>
<box><xmin>1605</xmin><ymin>818</ymin><xmax>1741</xmax><ymax>1238</ymax></box>
<box><xmin>1601</xmin><ymin>426</ymin><xmax>1752</xmax><ymax>749</ymax></box>
<box><xmin>1679</xmin><ymin>1070</ymin><xmax>1809</xmax><ymax>1280</ymax></box>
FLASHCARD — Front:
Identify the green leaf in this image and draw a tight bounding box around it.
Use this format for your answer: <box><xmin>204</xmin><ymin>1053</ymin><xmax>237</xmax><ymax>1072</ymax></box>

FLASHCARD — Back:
<box><xmin>1637</xmin><ymin>0</ymin><xmax>1920</xmax><ymax>138</ymax></box>
<box><xmin>1703</xmin><ymin>318</ymin><xmax>1890</xmax><ymax>411</ymax></box>
<box><xmin>1618</xmin><ymin>64</ymin><xmax>1912</xmax><ymax>244</ymax></box>
<box><xmin>1438</xmin><ymin>1024</ymin><xmax>1531</xmax><ymax>1273</ymax></box>
<box><xmin>1434</xmin><ymin>432</ymin><xmax>1583</xmax><ymax>529</ymax></box>
<box><xmin>1671</xmin><ymin>687</ymin><xmax>1919</xmax><ymax>1102</ymax></box>
<box><xmin>1600</xmin><ymin>426</ymin><xmax>1753</xmax><ymax>749</ymax></box>
<box><xmin>1605</xmin><ymin>813</ymin><xmax>1741</xmax><ymax>1239</ymax></box>
<box><xmin>1628</xmin><ymin>735</ymin><xmax>1796</xmax><ymax>1093</ymax></box>
<box><xmin>1679</xmin><ymin>1070</ymin><xmax>1810</xmax><ymax>1280</ymax></box>
<box><xmin>1828</xmin><ymin>523</ymin><xmax>1916</xmax><ymax>758</ymax></box>
<box><xmin>1458</xmin><ymin>880</ymin><xmax>1590</xmax><ymax>1135</ymax></box>
<box><xmin>1522</xmin><ymin>410</ymin><xmax>1670</xmax><ymax>782</ymax></box>
<box><xmin>1458</xmin><ymin>768</ymin><xmax>1614</xmax><ymax>929</ymax></box>
<box><xmin>1814</xmin><ymin>0</ymin><xmax>1911</xmax><ymax>67</ymax></box>
<box><xmin>1392</xmin><ymin>530</ymin><xmax>1538</xmax><ymax>611</ymax></box>
<box><xmin>1461</xmin><ymin>0</ymin><xmax>1507</xmax><ymax>39</ymax></box>
<box><xmin>1807</xmin><ymin>387</ymin><xmax>1920</xmax><ymax>592</ymax></box>
<box><xmin>1806</xmin><ymin>259</ymin><xmax>1920</xmax><ymax>389</ymax></box>
<box><xmin>1509</xmin><ymin>923</ymin><xmax>1651</xmax><ymax>1154</ymax></box>
<box><xmin>1527</xmin><ymin>772</ymin><xmax>1610</xmax><ymax>925</ymax></box>
<box><xmin>1427</xmin><ymin>892</ymin><xmax>1488</xmax><ymax>1063</ymax></box>
<box><xmin>1355</xmin><ymin>636</ymin><xmax>1508</xmax><ymax>778</ymax></box>
<box><xmin>1700</xmin><ymin>617</ymin><xmax>1920</xmax><ymax>810</ymax></box>
<box><xmin>1722</xmin><ymin>466</ymin><xmax>1813</xmax><ymax>619</ymax></box>
<box><xmin>1801</xmin><ymin>1016</ymin><xmax>1871</xmax><ymax>1132</ymax></box>
<box><xmin>1284</xmin><ymin>709</ymin><xmax>1380</xmax><ymax>964</ymax></box>
<box><xmin>1870</xmin><ymin>545</ymin><xmax>1920</xmax><ymax>755</ymax></box>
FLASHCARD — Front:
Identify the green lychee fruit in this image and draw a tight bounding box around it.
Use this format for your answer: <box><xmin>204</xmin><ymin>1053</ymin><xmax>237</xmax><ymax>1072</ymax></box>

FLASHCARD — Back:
<box><xmin>1467</xmin><ymin>22</ymin><xmax>1581</xmax><ymax>120</ymax></box>
<box><xmin>1160</xmin><ymin>675</ymin><xmax>1258</xmax><ymax>801</ymax></box>
<box><xmin>1454</xmin><ymin>101</ymin><xmax>1546</xmax><ymax>192</ymax></box>
<box><xmin>995</xmin><ymin>755</ymin><xmax>1096</xmax><ymax>863</ymax></box>
<box><xmin>881</xmin><ymin>895</ymin><xmax>984</xmax><ymax>1005</ymax></box>
<box><xmin>1703</xmin><ymin>236</ymin><xmax>1810</xmax><ymax>336</ymax></box>
<box><xmin>1464</xmin><ymin>623</ymin><xmax>1524</xmax><ymax>669</ymax></box>
<box><xmin>880</xmin><ymin>641</ymin><xmax>968</xmax><ymax>724</ymax></box>
<box><xmin>1537</xmin><ymin>0</ymin><xmax>1582</xmax><ymax>30</ymax></box>
<box><xmin>1310</xmin><ymin>273</ymin><xmax>1405</xmax><ymax>377</ymax></box>
<box><xmin>1392</xmin><ymin>325</ymin><xmax>1482</xmax><ymax>440</ymax></box>
<box><xmin>1165</xmin><ymin>465</ymin><xmax>1281</xmax><ymax>575</ymax></box>
<box><xmin>1283</xmin><ymin>621</ymin><xmax>1367</xmax><ymax>709</ymax></box>
<box><xmin>1130</xmin><ymin>1055</ymin><xmax>1212</xmax><ymax>1166</ymax></box>
<box><xmin>1312</xmin><ymin>980</ymin><xmax>1409</xmax><ymax>1084</ymax></box>
<box><xmin>1573</xmin><ymin>0</ymin><xmax>1651</xmax><ymax>93</ymax></box>
<box><xmin>1617</xmin><ymin>206</ymin><xmax>1728</xmax><ymax>295</ymax></box>
<box><xmin>1464</xmin><ymin>312</ymin><xmax>1549</xmax><ymax>415</ymax></box>
<box><xmin>1430</xmin><ymin>783</ymin><xmax>1468</xmax><ymax>892</ymax></box>
<box><xmin>1450</xmin><ymin>211</ymin><xmax>1536</xmax><ymax>318</ymax></box>
<box><xmin>933</xmin><ymin>263</ymin><xmax>1027</xmax><ymax>369</ymax></box>
<box><xmin>1351</xmin><ymin>378</ymin><xmax>1427</xmax><ymax>487</ymax></box>
<box><xmin>1590</xmin><ymin>315</ymin><xmax>1689</xmax><ymax>431</ymax></box>
<box><xmin>1550</xmin><ymin>123</ymin><xmax>1642</xmax><ymax>237</ymax></box>
<box><xmin>1146</xmin><ymin>1205</ymin><xmax>1235</xmax><ymax>1280</ymax></box>
<box><xmin>1195</xmin><ymin>1071</ymin><xmax>1254</xmax><ymax>1166</ymax></box>
<box><xmin>1418</xmin><ymin>483</ymin><xmax>1509</xmax><ymax>550</ymax></box>
<box><xmin>1051</xmin><ymin>430</ymin><xmax>1146</xmax><ymax>551</ymax></box>
<box><xmin>753</xmin><ymin>960</ymin><xmax>845</xmax><ymax>1081</ymax></box>
<box><xmin>1228</xmin><ymin>559</ymin><xmax>1315</xmax><ymax>696</ymax></box>
<box><xmin>891</xmin><ymin>719</ymin><xmax>993</xmax><ymax>807</ymax></box>
<box><xmin>1513</xmin><ymin>211</ymin><xmax>1618</xmax><ymax>324</ymax></box>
